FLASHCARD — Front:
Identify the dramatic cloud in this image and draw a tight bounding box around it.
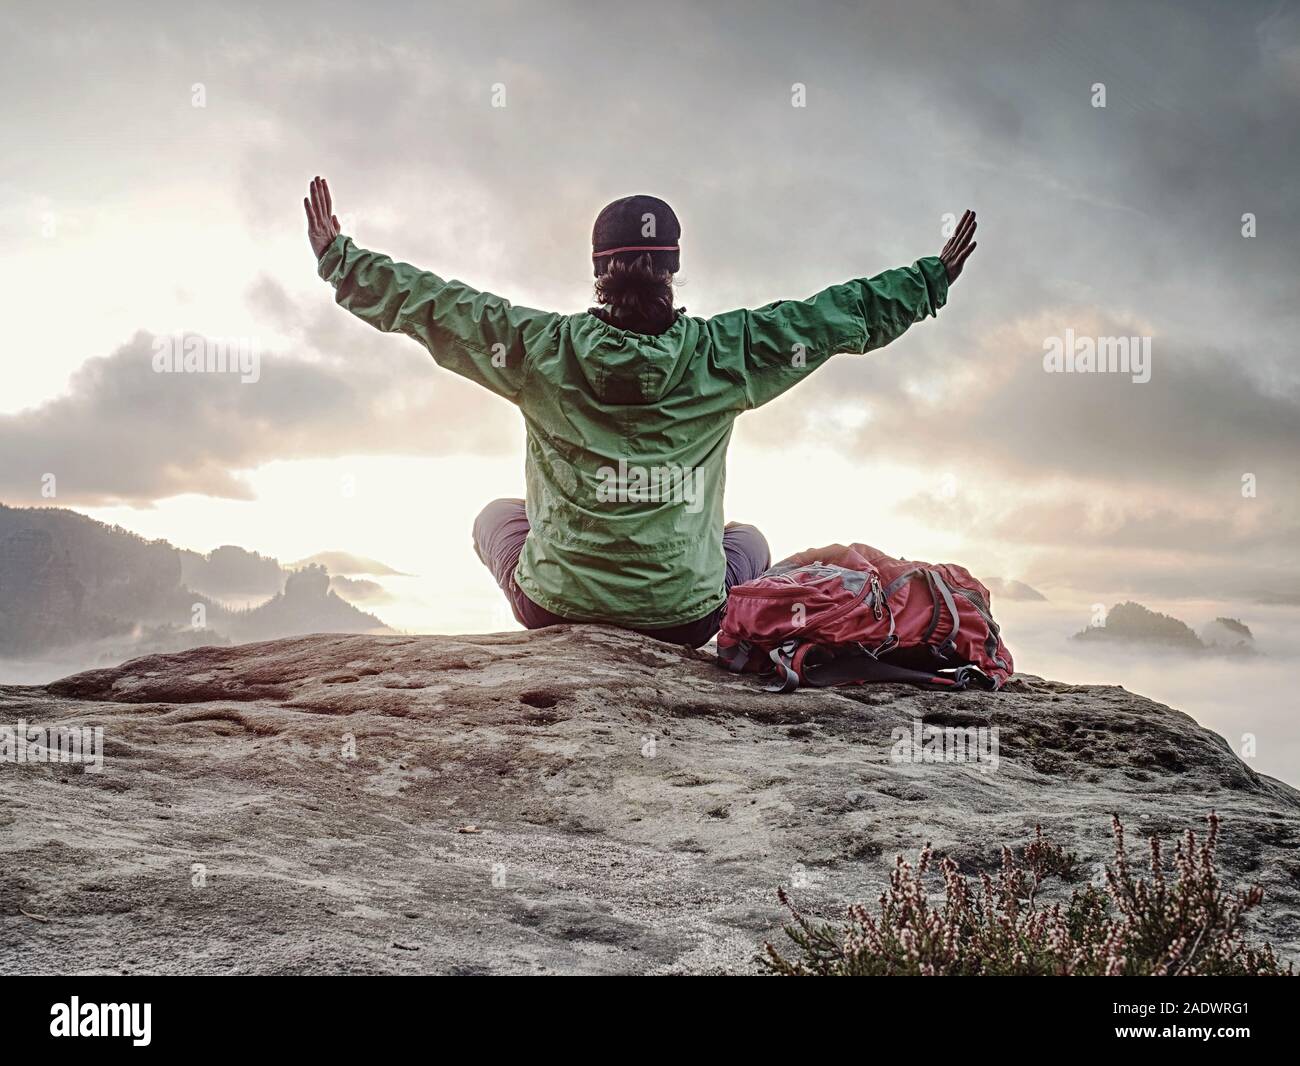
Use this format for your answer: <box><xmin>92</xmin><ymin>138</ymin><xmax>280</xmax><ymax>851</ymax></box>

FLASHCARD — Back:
<box><xmin>0</xmin><ymin>322</ymin><xmax>517</xmax><ymax>505</ymax></box>
<box><xmin>899</xmin><ymin>486</ymin><xmax>1300</xmax><ymax>604</ymax></box>
<box><xmin>825</xmin><ymin>309</ymin><xmax>1300</xmax><ymax>491</ymax></box>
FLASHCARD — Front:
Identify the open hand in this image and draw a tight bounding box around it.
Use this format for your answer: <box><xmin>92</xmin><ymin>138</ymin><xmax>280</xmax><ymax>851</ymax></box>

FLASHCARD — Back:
<box><xmin>939</xmin><ymin>209</ymin><xmax>977</xmax><ymax>283</ymax></box>
<box><xmin>304</xmin><ymin>176</ymin><xmax>341</xmax><ymax>259</ymax></box>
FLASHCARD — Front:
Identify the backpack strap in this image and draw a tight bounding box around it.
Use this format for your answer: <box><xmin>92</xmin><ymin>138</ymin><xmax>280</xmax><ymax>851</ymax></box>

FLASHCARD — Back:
<box><xmin>765</xmin><ymin>640</ymin><xmax>809</xmax><ymax>693</ymax></box>
<box><xmin>922</xmin><ymin>569</ymin><xmax>962</xmax><ymax>658</ymax></box>
<box><xmin>801</xmin><ymin>646</ymin><xmax>991</xmax><ymax>691</ymax></box>
<box><xmin>882</xmin><ymin>566</ymin><xmax>925</xmax><ymax>599</ymax></box>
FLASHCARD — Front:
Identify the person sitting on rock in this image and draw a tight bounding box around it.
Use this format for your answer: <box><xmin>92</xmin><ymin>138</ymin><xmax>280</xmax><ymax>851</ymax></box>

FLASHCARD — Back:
<box><xmin>304</xmin><ymin>177</ymin><xmax>977</xmax><ymax>648</ymax></box>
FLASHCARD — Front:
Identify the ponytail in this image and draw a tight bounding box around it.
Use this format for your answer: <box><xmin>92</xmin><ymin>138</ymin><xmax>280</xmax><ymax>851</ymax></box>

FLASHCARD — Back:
<box><xmin>592</xmin><ymin>253</ymin><xmax>678</xmax><ymax>335</ymax></box>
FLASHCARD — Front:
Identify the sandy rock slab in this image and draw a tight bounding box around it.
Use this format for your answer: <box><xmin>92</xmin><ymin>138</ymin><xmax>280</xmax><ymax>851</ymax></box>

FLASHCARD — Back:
<box><xmin>2</xmin><ymin>627</ymin><xmax>1297</xmax><ymax>974</ymax></box>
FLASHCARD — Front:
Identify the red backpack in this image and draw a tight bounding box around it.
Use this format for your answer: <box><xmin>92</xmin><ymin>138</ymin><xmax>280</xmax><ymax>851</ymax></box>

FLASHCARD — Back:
<box><xmin>717</xmin><ymin>543</ymin><xmax>1013</xmax><ymax>692</ymax></box>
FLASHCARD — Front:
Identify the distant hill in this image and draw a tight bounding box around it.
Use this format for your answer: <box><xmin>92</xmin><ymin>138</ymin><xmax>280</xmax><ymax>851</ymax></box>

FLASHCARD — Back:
<box><xmin>224</xmin><ymin>565</ymin><xmax>387</xmax><ymax>642</ymax></box>
<box><xmin>179</xmin><ymin>544</ymin><xmax>283</xmax><ymax>599</ymax></box>
<box><xmin>290</xmin><ymin>551</ymin><xmax>409</xmax><ymax>577</ymax></box>
<box><xmin>985</xmin><ymin>577</ymin><xmax>1047</xmax><ymax>602</ymax></box>
<box><xmin>328</xmin><ymin>575</ymin><xmax>392</xmax><ymax>604</ymax></box>
<box><xmin>1074</xmin><ymin>601</ymin><xmax>1255</xmax><ymax>656</ymax></box>
<box><xmin>1200</xmin><ymin>616</ymin><xmax>1255</xmax><ymax>653</ymax></box>
<box><xmin>0</xmin><ymin>503</ymin><xmax>390</xmax><ymax>666</ymax></box>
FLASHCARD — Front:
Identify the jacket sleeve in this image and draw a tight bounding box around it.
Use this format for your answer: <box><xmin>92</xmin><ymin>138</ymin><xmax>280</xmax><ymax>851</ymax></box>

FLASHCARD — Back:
<box><xmin>316</xmin><ymin>235</ymin><xmax>561</xmax><ymax>404</ymax></box>
<box><xmin>703</xmin><ymin>256</ymin><xmax>949</xmax><ymax>410</ymax></box>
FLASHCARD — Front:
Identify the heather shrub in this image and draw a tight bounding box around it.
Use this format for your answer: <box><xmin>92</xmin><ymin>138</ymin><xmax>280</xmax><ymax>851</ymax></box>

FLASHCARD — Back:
<box><xmin>763</xmin><ymin>813</ymin><xmax>1290</xmax><ymax>976</ymax></box>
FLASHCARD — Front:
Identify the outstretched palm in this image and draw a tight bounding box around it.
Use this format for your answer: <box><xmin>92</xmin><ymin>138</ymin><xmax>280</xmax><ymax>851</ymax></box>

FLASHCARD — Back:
<box><xmin>939</xmin><ymin>209</ymin><xmax>978</xmax><ymax>282</ymax></box>
<box><xmin>304</xmin><ymin>176</ymin><xmax>341</xmax><ymax>259</ymax></box>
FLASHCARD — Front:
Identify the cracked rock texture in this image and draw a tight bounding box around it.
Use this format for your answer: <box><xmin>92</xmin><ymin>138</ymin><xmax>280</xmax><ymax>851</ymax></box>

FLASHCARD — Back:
<box><xmin>1</xmin><ymin>627</ymin><xmax>1297</xmax><ymax>974</ymax></box>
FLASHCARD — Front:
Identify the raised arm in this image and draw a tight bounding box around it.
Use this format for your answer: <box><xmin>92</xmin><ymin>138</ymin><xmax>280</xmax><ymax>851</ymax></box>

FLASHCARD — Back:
<box><xmin>706</xmin><ymin>210</ymin><xmax>978</xmax><ymax>410</ymax></box>
<box><xmin>305</xmin><ymin>177</ymin><xmax>561</xmax><ymax>404</ymax></box>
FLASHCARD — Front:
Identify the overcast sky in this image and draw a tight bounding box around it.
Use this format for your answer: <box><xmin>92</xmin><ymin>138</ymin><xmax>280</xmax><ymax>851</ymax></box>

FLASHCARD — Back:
<box><xmin>2</xmin><ymin>0</ymin><xmax>1298</xmax><ymax>624</ymax></box>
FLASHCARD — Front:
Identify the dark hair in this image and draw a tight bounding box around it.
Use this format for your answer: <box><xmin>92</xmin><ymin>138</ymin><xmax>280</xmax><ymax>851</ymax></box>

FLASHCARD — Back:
<box><xmin>592</xmin><ymin>253</ymin><xmax>678</xmax><ymax>335</ymax></box>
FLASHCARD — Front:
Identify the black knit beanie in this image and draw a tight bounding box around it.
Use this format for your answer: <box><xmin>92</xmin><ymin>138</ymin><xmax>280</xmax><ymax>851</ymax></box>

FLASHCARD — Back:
<box><xmin>592</xmin><ymin>194</ymin><xmax>681</xmax><ymax>277</ymax></box>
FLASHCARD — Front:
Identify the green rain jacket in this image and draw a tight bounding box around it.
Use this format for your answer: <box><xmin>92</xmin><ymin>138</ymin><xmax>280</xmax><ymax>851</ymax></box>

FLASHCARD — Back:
<box><xmin>318</xmin><ymin>236</ymin><xmax>948</xmax><ymax>627</ymax></box>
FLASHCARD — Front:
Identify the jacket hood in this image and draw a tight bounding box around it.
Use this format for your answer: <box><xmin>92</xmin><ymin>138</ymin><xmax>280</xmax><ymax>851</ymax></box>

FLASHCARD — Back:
<box><xmin>567</xmin><ymin>313</ymin><xmax>699</xmax><ymax>405</ymax></box>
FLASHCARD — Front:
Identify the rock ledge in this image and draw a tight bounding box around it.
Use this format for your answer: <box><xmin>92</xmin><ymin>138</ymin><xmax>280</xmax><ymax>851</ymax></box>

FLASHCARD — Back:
<box><xmin>2</xmin><ymin>627</ymin><xmax>1297</xmax><ymax>974</ymax></box>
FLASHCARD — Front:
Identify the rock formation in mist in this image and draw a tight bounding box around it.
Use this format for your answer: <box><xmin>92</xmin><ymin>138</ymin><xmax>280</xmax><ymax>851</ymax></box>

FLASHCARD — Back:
<box><xmin>1200</xmin><ymin>617</ymin><xmax>1256</xmax><ymax>654</ymax></box>
<box><xmin>290</xmin><ymin>551</ymin><xmax>409</xmax><ymax>577</ymax></box>
<box><xmin>1074</xmin><ymin>602</ymin><xmax>1259</xmax><ymax>657</ymax></box>
<box><xmin>0</xmin><ymin>504</ymin><xmax>388</xmax><ymax>668</ymax></box>
<box><xmin>984</xmin><ymin>577</ymin><xmax>1047</xmax><ymax>602</ymax></box>
<box><xmin>1075</xmin><ymin>601</ymin><xmax>1204</xmax><ymax>650</ymax></box>
<box><xmin>328</xmin><ymin>575</ymin><xmax>392</xmax><ymax>604</ymax></box>
<box><xmin>178</xmin><ymin>545</ymin><xmax>284</xmax><ymax>599</ymax></box>
<box><xmin>223</xmin><ymin>565</ymin><xmax>388</xmax><ymax>642</ymax></box>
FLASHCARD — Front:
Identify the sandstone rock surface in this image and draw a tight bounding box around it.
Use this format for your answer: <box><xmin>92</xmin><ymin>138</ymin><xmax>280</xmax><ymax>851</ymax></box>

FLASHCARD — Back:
<box><xmin>2</xmin><ymin>627</ymin><xmax>1297</xmax><ymax>974</ymax></box>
